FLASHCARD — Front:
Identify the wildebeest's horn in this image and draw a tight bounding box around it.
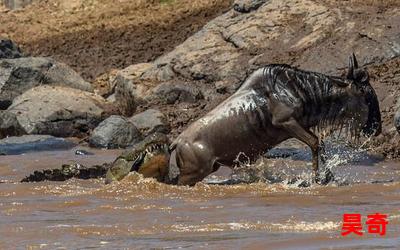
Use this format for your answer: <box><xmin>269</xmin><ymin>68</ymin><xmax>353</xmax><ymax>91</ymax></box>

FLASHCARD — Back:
<box><xmin>347</xmin><ymin>56</ymin><xmax>354</xmax><ymax>79</ymax></box>
<box><xmin>351</xmin><ymin>53</ymin><xmax>359</xmax><ymax>69</ymax></box>
<box><xmin>347</xmin><ymin>53</ymin><xmax>359</xmax><ymax>79</ymax></box>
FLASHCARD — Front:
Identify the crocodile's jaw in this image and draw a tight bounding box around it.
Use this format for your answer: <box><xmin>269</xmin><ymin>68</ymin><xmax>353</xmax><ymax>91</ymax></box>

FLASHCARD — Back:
<box><xmin>105</xmin><ymin>141</ymin><xmax>170</xmax><ymax>184</ymax></box>
<box><xmin>137</xmin><ymin>145</ymin><xmax>170</xmax><ymax>182</ymax></box>
<box><xmin>138</xmin><ymin>153</ymin><xmax>170</xmax><ymax>182</ymax></box>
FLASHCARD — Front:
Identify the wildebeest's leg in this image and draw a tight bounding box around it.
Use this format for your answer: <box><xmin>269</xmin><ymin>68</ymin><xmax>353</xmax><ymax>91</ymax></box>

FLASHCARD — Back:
<box><xmin>276</xmin><ymin>118</ymin><xmax>329</xmax><ymax>184</ymax></box>
<box><xmin>317</xmin><ymin>141</ymin><xmax>335</xmax><ymax>185</ymax></box>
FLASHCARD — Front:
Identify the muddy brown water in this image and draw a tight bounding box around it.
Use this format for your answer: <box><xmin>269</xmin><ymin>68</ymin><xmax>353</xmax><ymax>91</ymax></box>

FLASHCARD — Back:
<box><xmin>0</xmin><ymin>145</ymin><xmax>400</xmax><ymax>249</ymax></box>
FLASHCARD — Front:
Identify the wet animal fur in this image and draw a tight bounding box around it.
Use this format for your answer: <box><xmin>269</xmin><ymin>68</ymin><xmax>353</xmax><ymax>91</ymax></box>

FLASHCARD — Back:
<box><xmin>167</xmin><ymin>54</ymin><xmax>381</xmax><ymax>185</ymax></box>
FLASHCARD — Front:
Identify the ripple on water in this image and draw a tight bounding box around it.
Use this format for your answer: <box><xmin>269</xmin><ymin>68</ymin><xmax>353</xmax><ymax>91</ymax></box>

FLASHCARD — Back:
<box><xmin>44</xmin><ymin>219</ymin><xmax>340</xmax><ymax>238</ymax></box>
<box><xmin>170</xmin><ymin>220</ymin><xmax>340</xmax><ymax>233</ymax></box>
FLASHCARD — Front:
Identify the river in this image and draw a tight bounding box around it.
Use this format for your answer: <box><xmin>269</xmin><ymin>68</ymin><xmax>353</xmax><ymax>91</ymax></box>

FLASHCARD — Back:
<box><xmin>0</xmin><ymin>143</ymin><xmax>399</xmax><ymax>249</ymax></box>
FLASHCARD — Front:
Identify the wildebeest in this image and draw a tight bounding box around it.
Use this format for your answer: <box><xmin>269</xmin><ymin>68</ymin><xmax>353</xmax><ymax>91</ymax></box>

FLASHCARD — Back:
<box><xmin>165</xmin><ymin>53</ymin><xmax>381</xmax><ymax>185</ymax></box>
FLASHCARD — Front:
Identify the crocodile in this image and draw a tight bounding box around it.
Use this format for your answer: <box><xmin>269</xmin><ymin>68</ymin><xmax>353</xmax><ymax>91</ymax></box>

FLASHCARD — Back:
<box><xmin>21</xmin><ymin>132</ymin><xmax>170</xmax><ymax>183</ymax></box>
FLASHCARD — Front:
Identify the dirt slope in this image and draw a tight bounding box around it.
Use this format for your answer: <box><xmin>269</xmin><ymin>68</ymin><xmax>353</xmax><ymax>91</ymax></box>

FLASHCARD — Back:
<box><xmin>0</xmin><ymin>0</ymin><xmax>234</xmax><ymax>81</ymax></box>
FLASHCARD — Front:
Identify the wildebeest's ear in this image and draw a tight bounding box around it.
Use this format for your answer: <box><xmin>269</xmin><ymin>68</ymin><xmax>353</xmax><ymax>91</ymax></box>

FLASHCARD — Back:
<box><xmin>346</xmin><ymin>53</ymin><xmax>359</xmax><ymax>80</ymax></box>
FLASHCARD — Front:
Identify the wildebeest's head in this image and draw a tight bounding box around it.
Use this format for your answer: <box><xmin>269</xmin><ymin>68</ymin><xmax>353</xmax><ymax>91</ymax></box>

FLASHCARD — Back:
<box><xmin>345</xmin><ymin>53</ymin><xmax>381</xmax><ymax>137</ymax></box>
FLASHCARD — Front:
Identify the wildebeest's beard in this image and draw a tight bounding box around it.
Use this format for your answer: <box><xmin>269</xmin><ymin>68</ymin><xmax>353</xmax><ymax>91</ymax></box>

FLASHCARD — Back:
<box><xmin>345</xmin><ymin>53</ymin><xmax>381</xmax><ymax>138</ymax></box>
<box><xmin>307</xmin><ymin>84</ymin><xmax>368</xmax><ymax>142</ymax></box>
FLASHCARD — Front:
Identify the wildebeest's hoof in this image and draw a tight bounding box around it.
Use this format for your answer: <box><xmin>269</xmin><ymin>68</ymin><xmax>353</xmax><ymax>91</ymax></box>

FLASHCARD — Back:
<box><xmin>287</xmin><ymin>177</ymin><xmax>311</xmax><ymax>188</ymax></box>
<box><xmin>315</xmin><ymin>168</ymin><xmax>335</xmax><ymax>185</ymax></box>
<box><xmin>297</xmin><ymin>180</ymin><xmax>311</xmax><ymax>188</ymax></box>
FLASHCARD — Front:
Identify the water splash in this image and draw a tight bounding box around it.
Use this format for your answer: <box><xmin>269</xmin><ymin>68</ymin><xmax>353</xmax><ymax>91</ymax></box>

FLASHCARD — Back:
<box><xmin>229</xmin><ymin>135</ymin><xmax>385</xmax><ymax>187</ymax></box>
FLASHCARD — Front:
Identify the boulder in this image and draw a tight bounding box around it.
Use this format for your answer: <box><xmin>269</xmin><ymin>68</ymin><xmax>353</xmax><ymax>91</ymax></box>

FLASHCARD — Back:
<box><xmin>113</xmin><ymin>63</ymin><xmax>154</xmax><ymax>116</ymax></box>
<box><xmin>0</xmin><ymin>57</ymin><xmax>93</xmax><ymax>109</ymax></box>
<box><xmin>7</xmin><ymin>85</ymin><xmax>114</xmax><ymax>137</ymax></box>
<box><xmin>0</xmin><ymin>39</ymin><xmax>24</xmax><ymax>59</ymax></box>
<box><xmin>151</xmin><ymin>82</ymin><xmax>203</xmax><ymax>104</ymax></box>
<box><xmin>89</xmin><ymin>115</ymin><xmax>142</xmax><ymax>149</ymax></box>
<box><xmin>0</xmin><ymin>110</ymin><xmax>24</xmax><ymax>138</ymax></box>
<box><xmin>129</xmin><ymin>109</ymin><xmax>170</xmax><ymax>136</ymax></box>
<box><xmin>92</xmin><ymin>69</ymin><xmax>118</xmax><ymax>97</ymax></box>
<box><xmin>0</xmin><ymin>135</ymin><xmax>76</xmax><ymax>155</ymax></box>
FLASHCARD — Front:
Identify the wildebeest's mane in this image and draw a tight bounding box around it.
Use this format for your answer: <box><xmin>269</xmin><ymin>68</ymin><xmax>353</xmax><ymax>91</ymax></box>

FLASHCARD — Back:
<box><xmin>262</xmin><ymin>64</ymin><xmax>361</xmax><ymax>140</ymax></box>
<box><xmin>262</xmin><ymin>64</ymin><xmax>347</xmax><ymax>105</ymax></box>
<box><xmin>264</xmin><ymin>64</ymin><xmax>347</xmax><ymax>88</ymax></box>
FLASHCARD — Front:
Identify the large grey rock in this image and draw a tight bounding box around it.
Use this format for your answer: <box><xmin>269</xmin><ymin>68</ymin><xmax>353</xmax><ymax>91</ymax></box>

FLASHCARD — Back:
<box><xmin>89</xmin><ymin>115</ymin><xmax>142</xmax><ymax>149</ymax></box>
<box><xmin>151</xmin><ymin>83</ymin><xmax>203</xmax><ymax>104</ymax></box>
<box><xmin>113</xmin><ymin>63</ymin><xmax>154</xmax><ymax>116</ymax></box>
<box><xmin>0</xmin><ymin>110</ymin><xmax>24</xmax><ymax>138</ymax></box>
<box><xmin>0</xmin><ymin>135</ymin><xmax>76</xmax><ymax>155</ymax></box>
<box><xmin>0</xmin><ymin>57</ymin><xmax>93</xmax><ymax>109</ymax></box>
<box><xmin>7</xmin><ymin>85</ymin><xmax>114</xmax><ymax>137</ymax></box>
<box><xmin>129</xmin><ymin>109</ymin><xmax>170</xmax><ymax>136</ymax></box>
<box><xmin>113</xmin><ymin>63</ymin><xmax>204</xmax><ymax>114</ymax></box>
<box><xmin>0</xmin><ymin>39</ymin><xmax>23</xmax><ymax>59</ymax></box>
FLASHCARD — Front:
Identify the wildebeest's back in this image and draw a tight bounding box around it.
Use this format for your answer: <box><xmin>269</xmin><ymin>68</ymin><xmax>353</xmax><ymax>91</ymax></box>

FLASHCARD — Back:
<box><xmin>262</xmin><ymin>65</ymin><xmax>350</xmax><ymax>127</ymax></box>
<box><xmin>173</xmin><ymin>68</ymin><xmax>289</xmax><ymax>164</ymax></box>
